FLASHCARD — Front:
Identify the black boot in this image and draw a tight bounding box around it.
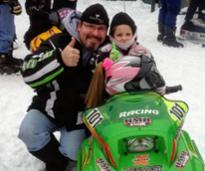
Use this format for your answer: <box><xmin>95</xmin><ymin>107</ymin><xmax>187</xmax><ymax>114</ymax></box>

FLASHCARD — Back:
<box><xmin>30</xmin><ymin>135</ymin><xmax>68</xmax><ymax>171</ymax></box>
<box><xmin>0</xmin><ymin>53</ymin><xmax>22</xmax><ymax>74</ymax></box>
<box><xmin>157</xmin><ymin>23</ymin><xmax>165</xmax><ymax>42</ymax></box>
<box><xmin>181</xmin><ymin>21</ymin><xmax>194</xmax><ymax>31</ymax></box>
<box><xmin>163</xmin><ymin>26</ymin><xmax>184</xmax><ymax>48</ymax></box>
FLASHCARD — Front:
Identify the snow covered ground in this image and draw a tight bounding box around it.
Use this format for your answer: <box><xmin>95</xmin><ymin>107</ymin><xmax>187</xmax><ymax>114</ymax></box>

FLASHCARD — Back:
<box><xmin>0</xmin><ymin>0</ymin><xmax>205</xmax><ymax>170</ymax></box>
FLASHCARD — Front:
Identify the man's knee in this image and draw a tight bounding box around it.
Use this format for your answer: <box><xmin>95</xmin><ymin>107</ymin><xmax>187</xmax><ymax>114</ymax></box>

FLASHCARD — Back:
<box><xmin>59</xmin><ymin>129</ymin><xmax>86</xmax><ymax>160</ymax></box>
<box><xmin>18</xmin><ymin>110</ymin><xmax>53</xmax><ymax>150</ymax></box>
<box><xmin>18</xmin><ymin>122</ymin><xmax>52</xmax><ymax>151</ymax></box>
<box><xmin>18</xmin><ymin>118</ymin><xmax>40</xmax><ymax>144</ymax></box>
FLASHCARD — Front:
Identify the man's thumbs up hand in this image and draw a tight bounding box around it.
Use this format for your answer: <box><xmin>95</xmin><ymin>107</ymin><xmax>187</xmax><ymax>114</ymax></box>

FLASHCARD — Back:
<box><xmin>61</xmin><ymin>37</ymin><xmax>80</xmax><ymax>67</ymax></box>
<box><xmin>68</xmin><ymin>37</ymin><xmax>76</xmax><ymax>47</ymax></box>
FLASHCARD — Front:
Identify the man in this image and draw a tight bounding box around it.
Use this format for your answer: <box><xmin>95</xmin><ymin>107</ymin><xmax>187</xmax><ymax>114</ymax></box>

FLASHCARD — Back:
<box><xmin>18</xmin><ymin>3</ymin><xmax>109</xmax><ymax>171</ymax></box>
<box><xmin>185</xmin><ymin>0</ymin><xmax>205</xmax><ymax>22</ymax></box>
<box><xmin>0</xmin><ymin>0</ymin><xmax>23</xmax><ymax>74</ymax></box>
<box><xmin>157</xmin><ymin>0</ymin><xmax>184</xmax><ymax>48</ymax></box>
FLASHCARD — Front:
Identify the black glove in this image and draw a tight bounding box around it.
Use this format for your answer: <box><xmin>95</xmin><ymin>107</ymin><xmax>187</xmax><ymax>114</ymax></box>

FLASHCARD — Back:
<box><xmin>7</xmin><ymin>0</ymin><xmax>22</xmax><ymax>15</ymax></box>
<box><xmin>26</xmin><ymin>4</ymin><xmax>46</xmax><ymax>15</ymax></box>
<box><xmin>25</xmin><ymin>0</ymin><xmax>50</xmax><ymax>16</ymax></box>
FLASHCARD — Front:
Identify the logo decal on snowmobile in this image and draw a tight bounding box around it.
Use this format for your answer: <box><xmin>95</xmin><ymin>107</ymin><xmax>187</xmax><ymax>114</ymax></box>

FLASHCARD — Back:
<box><xmin>96</xmin><ymin>158</ymin><xmax>112</xmax><ymax>171</ymax></box>
<box><xmin>170</xmin><ymin>103</ymin><xmax>185</xmax><ymax>121</ymax></box>
<box><xmin>119</xmin><ymin>109</ymin><xmax>159</xmax><ymax>118</ymax></box>
<box><xmin>175</xmin><ymin>151</ymin><xmax>190</xmax><ymax>168</ymax></box>
<box><xmin>86</xmin><ymin>108</ymin><xmax>104</xmax><ymax>128</ymax></box>
<box><xmin>133</xmin><ymin>154</ymin><xmax>149</xmax><ymax>166</ymax></box>
<box><xmin>124</xmin><ymin>117</ymin><xmax>152</xmax><ymax>127</ymax></box>
<box><xmin>126</xmin><ymin>165</ymin><xmax>162</xmax><ymax>171</ymax></box>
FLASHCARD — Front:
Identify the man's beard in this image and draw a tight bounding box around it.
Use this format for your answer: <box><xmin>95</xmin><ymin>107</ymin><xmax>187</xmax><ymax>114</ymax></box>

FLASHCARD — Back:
<box><xmin>85</xmin><ymin>36</ymin><xmax>103</xmax><ymax>50</ymax></box>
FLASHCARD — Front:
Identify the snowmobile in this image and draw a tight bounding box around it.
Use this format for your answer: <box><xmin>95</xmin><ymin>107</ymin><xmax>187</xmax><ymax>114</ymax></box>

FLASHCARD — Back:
<box><xmin>77</xmin><ymin>86</ymin><xmax>205</xmax><ymax>171</ymax></box>
<box><xmin>180</xmin><ymin>19</ymin><xmax>205</xmax><ymax>46</ymax></box>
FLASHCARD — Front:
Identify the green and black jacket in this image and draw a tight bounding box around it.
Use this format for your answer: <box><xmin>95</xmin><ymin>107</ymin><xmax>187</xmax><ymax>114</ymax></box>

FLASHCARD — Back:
<box><xmin>21</xmin><ymin>32</ymin><xmax>99</xmax><ymax>130</ymax></box>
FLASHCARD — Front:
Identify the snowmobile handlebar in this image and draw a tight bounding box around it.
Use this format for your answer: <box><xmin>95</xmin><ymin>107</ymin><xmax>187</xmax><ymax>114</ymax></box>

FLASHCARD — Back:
<box><xmin>165</xmin><ymin>85</ymin><xmax>182</xmax><ymax>94</ymax></box>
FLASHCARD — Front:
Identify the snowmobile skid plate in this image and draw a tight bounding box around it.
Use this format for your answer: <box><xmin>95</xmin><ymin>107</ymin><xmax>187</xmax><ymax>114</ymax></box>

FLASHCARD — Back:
<box><xmin>180</xmin><ymin>29</ymin><xmax>205</xmax><ymax>44</ymax></box>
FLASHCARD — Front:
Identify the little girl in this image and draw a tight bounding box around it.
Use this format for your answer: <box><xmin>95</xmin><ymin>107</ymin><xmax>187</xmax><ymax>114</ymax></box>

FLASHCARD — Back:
<box><xmin>98</xmin><ymin>12</ymin><xmax>152</xmax><ymax>61</ymax></box>
<box><xmin>86</xmin><ymin>12</ymin><xmax>165</xmax><ymax>108</ymax></box>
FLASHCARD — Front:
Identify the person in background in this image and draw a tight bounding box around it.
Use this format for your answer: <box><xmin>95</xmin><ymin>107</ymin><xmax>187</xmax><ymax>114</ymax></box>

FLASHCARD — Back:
<box><xmin>0</xmin><ymin>0</ymin><xmax>23</xmax><ymax>74</ymax></box>
<box><xmin>24</xmin><ymin>0</ymin><xmax>78</xmax><ymax>50</ymax></box>
<box><xmin>53</xmin><ymin>0</ymin><xmax>77</xmax><ymax>10</ymax></box>
<box><xmin>86</xmin><ymin>12</ymin><xmax>166</xmax><ymax>108</ymax></box>
<box><xmin>18</xmin><ymin>3</ymin><xmax>109</xmax><ymax>171</ymax></box>
<box><xmin>157</xmin><ymin>0</ymin><xmax>184</xmax><ymax>48</ymax></box>
<box><xmin>181</xmin><ymin>0</ymin><xmax>205</xmax><ymax>29</ymax></box>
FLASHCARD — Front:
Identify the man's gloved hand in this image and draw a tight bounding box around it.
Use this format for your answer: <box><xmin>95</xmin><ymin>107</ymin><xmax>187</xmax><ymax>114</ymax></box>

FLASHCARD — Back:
<box><xmin>6</xmin><ymin>0</ymin><xmax>22</xmax><ymax>15</ymax></box>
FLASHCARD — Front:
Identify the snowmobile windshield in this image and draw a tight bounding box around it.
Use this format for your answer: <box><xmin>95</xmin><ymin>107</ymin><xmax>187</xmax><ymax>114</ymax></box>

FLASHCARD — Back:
<box><xmin>126</xmin><ymin>137</ymin><xmax>154</xmax><ymax>152</ymax></box>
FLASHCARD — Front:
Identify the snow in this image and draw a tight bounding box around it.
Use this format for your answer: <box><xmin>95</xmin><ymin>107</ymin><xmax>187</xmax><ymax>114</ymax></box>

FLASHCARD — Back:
<box><xmin>0</xmin><ymin>0</ymin><xmax>205</xmax><ymax>170</ymax></box>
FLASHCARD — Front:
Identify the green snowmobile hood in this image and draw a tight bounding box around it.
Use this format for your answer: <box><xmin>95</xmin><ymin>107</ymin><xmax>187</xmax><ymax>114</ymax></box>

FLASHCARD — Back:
<box><xmin>79</xmin><ymin>92</ymin><xmax>204</xmax><ymax>171</ymax></box>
